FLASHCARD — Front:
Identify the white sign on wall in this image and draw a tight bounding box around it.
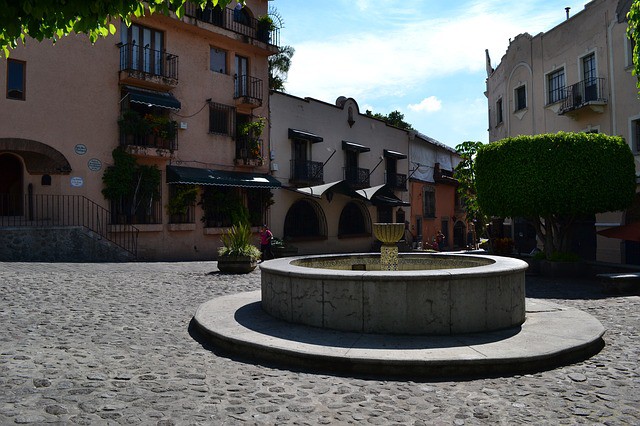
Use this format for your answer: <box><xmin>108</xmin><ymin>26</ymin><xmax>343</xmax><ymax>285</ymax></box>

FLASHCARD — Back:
<box><xmin>88</xmin><ymin>158</ymin><xmax>102</xmax><ymax>172</ymax></box>
<box><xmin>70</xmin><ymin>177</ymin><xmax>84</xmax><ymax>187</ymax></box>
<box><xmin>74</xmin><ymin>144</ymin><xmax>87</xmax><ymax>155</ymax></box>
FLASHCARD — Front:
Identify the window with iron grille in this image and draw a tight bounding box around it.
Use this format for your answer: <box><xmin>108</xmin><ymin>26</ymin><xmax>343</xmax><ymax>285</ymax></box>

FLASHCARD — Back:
<box><xmin>208</xmin><ymin>102</ymin><xmax>235</xmax><ymax>136</ymax></box>
<box><xmin>515</xmin><ymin>85</ymin><xmax>526</xmax><ymax>111</ymax></box>
<box><xmin>547</xmin><ymin>68</ymin><xmax>565</xmax><ymax>104</ymax></box>
<box><xmin>633</xmin><ymin>119</ymin><xmax>640</xmax><ymax>153</ymax></box>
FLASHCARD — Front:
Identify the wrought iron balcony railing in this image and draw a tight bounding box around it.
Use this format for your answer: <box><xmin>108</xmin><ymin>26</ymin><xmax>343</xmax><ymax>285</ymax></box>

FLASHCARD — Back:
<box><xmin>119</xmin><ymin>43</ymin><xmax>179</xmax><ymax>85</ymax></box>
<box><xmin>183</xmin><ymin>3</ymin><xmax>280</xmax><ymax>47</ymax></box>
<box><xmin>0</xmin><ymin>194</ymin><xmax>138</xmax><ymax>257</ymax></box>
<box><xmin>234</xmin><ymin>75</ymin><xmax>263</xmax><ymax>106</ymax></box>
<box><xmin>290</xmin><ymin>160</ymin><xmax>324</xmax><ymax>185</ymax></box>
<box><xmin>344</xmin><ymin>167</ymin><xmax>370</xmax><ymax>188</ymax></box>
<box><xmin>559</xmin><ymin>77</ymin><xmax>607</xmax><ymax>114</ymax></box>
<box><xmin>386</xmin><ymin>172</ymin><xmax>407</xmax><ymax>191</ymax></box>
<box><xmin>119</xmin><ymin>114</ymin><xmax>178</xmax><ymax>152</ymax></box>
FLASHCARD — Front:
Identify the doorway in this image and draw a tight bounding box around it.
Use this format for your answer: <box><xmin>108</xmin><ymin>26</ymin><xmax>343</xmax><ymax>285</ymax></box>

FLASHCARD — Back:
<box><xmin>0</xmin><ymin>154</ymin><xmax>23</xmax><ymax>216</ymax></box>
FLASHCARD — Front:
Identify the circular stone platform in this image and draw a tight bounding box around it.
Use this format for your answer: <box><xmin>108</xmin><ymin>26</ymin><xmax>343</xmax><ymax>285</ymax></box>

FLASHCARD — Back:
<box><xmin>193</xmin><ymin>291</ymin><xmax>605</xmax><ymax>378</ymax></box>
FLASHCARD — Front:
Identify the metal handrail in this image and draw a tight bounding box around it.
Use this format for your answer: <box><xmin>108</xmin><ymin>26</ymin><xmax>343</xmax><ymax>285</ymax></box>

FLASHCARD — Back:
<box><xmin>290</xmin><ymin>160</ymin><xmax>324</xmax><ymax>183</ymax></box>
<box><xmin>234</xmin><ymin>75</ymin><xmax>263</xmax><ymax>103</ymax></box>
<box><xmin>0</xmin><ymin>194</ymin><xmax>138</xmax><ymax>257</ymax></box>
<box><xmin>560</xmin><ymin>77</ymin><xmax>606</xmax><ymax>113</ymax></box>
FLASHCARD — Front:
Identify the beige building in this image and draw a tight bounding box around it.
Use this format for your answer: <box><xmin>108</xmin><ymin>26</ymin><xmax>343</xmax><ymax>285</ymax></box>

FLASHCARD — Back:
<box><xmin>268</xmin><ymin>91</ymin><xmax>465</xmax><ymax>255</ymax></box>
<box><xmin>0</xmin><ymin>1</ymin><xmax>279</xmax><ymax>261</ymax></box>
<box><xmin>485</xmin><ymin>0</ymin><xmax>640</xmax><ymax>263</ymax></box>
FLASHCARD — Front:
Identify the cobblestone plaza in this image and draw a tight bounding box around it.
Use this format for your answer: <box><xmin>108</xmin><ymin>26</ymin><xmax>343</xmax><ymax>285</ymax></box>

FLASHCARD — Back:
<box><xmin>0</xmin><ymin>262</ymin><xmax>638</xmax><ymax>424</ymax></box>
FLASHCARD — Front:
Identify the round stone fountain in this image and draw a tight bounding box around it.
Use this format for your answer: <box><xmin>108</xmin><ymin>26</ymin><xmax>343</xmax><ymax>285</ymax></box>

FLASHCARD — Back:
<box><xmin>193</xmin><ymin>223</ymin><xmax>605</xmax><ymax>377</ymax></box>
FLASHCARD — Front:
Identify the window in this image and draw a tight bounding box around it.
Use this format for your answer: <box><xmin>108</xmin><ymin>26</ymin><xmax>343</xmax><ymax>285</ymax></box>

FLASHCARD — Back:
<box><xmin>208</xmin><ymin>102</ymin><xmax>235</xmax><ymax>136</ymax></box>
<box><xmin>627</xmin><ymin>35</ymin><xmax>636</xmax><ymax>68</ymax></box>
<box><xmin>547</xmin><ymin>68</ymin><xmax>565</xmax><ymax>104</ymax></box>
<box><xmin>515</xmin><ymin>85</ymin><xmax>526</xmax><ymax>111</ymax></box>
<box><xmin>423</xmin><ymin>186</ymin><xmax>435</xmax><ymax>218</ymax></box>
<box><xmin>496</xmin><ymin>98</ymin><xmax>503</xmax><ymax>125</ymax></box>
<box><xmin>582</xmin><ymin>53</ymin><xmax>597</xmax><ymax>102</ymax></box>
<box><xmin>633</xmin><ymin>119</ymin><xmax>640</xmax><ymax>153</ymax></box>
<box><xmin>210</xmin><ymin>47</ymin><xmax>227</xmax><ymax>74</ymax></box>
<box><xmin>120</xmin><ymin>22</ymin><xmax>164</xmax><ymax>75</ymax></box>
<box><xmin>6</xmin><ymin>59</ymin><xmax>25</xmax><ymax>100</ymax></box>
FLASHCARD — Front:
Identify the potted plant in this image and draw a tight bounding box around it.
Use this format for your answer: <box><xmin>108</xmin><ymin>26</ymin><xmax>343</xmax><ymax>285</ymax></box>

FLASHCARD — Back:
<box><xmin>256</xmin><ymin>15</ymin><xmax>274</xmax><ymax>43</ymax></box>
<box><xmin>217</xmin><ymin>222</ymin><xmax>261</xmax><ymax>273</ymax></box>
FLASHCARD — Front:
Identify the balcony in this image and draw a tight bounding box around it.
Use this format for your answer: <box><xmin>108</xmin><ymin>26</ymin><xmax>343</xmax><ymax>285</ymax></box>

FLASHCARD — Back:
<box><xmin>118</xmin><ymin>111</ymin><xmax>178</xmax><ymax>157</ymax></box>
<box><xmin>386</xmin><ymin>172</ymin><xmax>407</xmax><ymax>191</ymax></box>
<box><xmin>344</xmin><ymin>167</ymin><xmax>370</xmax><ymax>189</ymax></box>
<box><xmin>119</xmin><ymin>43</ymin><xmax>178</xmax><ymax>89</ymax></box>
<box><xmin>183</xmin><ymin>2</ymin><xmax>280</xmax><ymax>48</ymax></box>
<box><xmin>290</xmin><ymin>160</ymin><xmax>324</xmax><ymax>186</ymax></box>
<box><xmin>559</xmin><ymin>77</ymin><xmax>607</xmax><ymax>115</ymax></box>
<box><xmin>234</xmin><ymin>75</ymin><xmax>263</xmax><ymax>109</ymax></box>
<box><xmin>235</xmin><ymin>136</ymin><xmax>263</xmax><ymax>167</ymax></box>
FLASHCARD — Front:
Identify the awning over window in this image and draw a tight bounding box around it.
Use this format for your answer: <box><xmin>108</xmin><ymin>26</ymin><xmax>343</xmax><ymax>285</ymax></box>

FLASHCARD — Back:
<box><xmin>356</xmin><ymin>184</ymin><xmax>410</xmax><ymax>207</ymax></box>
<box><xmin>166</xmin><ymin>166</ymin><xmax>281</xmax><ymax>188</ymax></box>
<box><xmin>292</xmin><ymin>180</ymin><xmax>365</xmax><ymax>200</ymax></box>
<box><xmin>383</xmin><ymin>149</ymin><xmax>407</xmax><ymax>160</ymax></box>
<box><xmin>124</xmin><ymin>85</ymin><xmax>181</xmax><ymax>110</ymax></box>
<box><xmin>288</xmin><ymin>128</ymin><xmax>323</xmax><ymax>143</ymax></box>
<box><xmin>342</xmin><ymin>140</ymin><xmax>370</xmax><ymax>153</ymax></box>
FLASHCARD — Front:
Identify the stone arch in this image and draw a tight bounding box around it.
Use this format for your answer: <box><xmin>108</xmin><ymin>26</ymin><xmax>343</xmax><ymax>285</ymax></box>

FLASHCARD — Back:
<box><xmin>283</xmin><ymin>198</ymin><xmax>327</xmax><ymax>240</ymax></box>
<box><xmin>0</xmin><ymin>138</ymin><xmax>71</xmax><ymax>174</ymax></box>
<box><xmin>338</xmin><ymin>201</ymin><xmax>371</xmax><ymax>237</ymax></box>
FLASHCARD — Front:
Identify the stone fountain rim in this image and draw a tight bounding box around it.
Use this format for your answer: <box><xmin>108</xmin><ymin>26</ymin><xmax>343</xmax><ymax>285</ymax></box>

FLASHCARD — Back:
<box><xmin>259</xmin><ymin>252</ymin><xmax>528</xmax><ymax>280</ymax></box>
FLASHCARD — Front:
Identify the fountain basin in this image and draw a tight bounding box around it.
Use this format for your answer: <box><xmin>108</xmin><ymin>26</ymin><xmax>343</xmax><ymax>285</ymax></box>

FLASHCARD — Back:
<box><xmin>260</xmin><ymin>252</ymin><xmax>528</xmax><ymax>335</ymax></box>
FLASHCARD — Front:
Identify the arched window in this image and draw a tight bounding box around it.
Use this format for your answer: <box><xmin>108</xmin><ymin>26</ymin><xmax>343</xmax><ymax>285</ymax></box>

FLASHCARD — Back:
<box><xmin>284</xmin><ymin>199</ymin><xmax>326</xmax><ymax>239</ymax></box>
<box><xmin>339</xmin><ymin>201</ymin><xmax>370</xmax><ymax>237</ymax></box>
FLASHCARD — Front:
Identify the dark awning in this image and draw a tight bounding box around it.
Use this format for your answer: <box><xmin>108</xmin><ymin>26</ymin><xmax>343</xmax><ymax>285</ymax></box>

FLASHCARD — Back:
<box><xmin>124</xmin><ymin>85</ymin><xmax>181</xmax><ymax>110</ymax></box>
<box><xmin>288</xmin><ymin>128</ymin><xmax>323</xmax><ymax>143</ymax></box>
<box><xmin>383</xmin><ymin>149</ymin><xmax>407</xmax><ymax>160</ymax></box>
<box><xmin>166</xmin><ymin>166</ymin><xmax>281</xmax><ymax>188</ymax></box>
<box><xmin>356</xmin><ymin>184</ymin><xmax>410</xmax><ymax>207</ymax></box>
<box><xmin>597</xmin><ymin>222</ymin><xmax>640</xmax><ymax>242</ymax></box>
<box><xmin>291</xmin><ymin>180</ymin><xmax>365</xmax><ymax>200</ymax></box>
<box><xmin>342</xmin><ymin>140</ymin><xmax>370</xmax><ymax>153</ymax></box>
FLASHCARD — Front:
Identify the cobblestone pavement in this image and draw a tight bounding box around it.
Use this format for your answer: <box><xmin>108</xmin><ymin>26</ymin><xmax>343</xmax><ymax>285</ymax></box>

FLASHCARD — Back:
<box><xmin>0</xmin><ymin>262</ymin><xmax>638</xmax><ymax>425</ymax></box>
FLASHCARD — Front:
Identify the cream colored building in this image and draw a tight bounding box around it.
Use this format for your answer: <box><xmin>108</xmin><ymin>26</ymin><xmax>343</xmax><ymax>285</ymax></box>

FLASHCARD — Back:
<box><xmin>268</xmin><ymin>91</ymin><xmax>465</xmax><ymax>255</ymax></box>
<box><xmin>268</xmin><ymin>92</ymin><xmax>412</xmax><ymax>254</ymax></box>
<box><xmin>485</xmin><ymin>0</ymin><xmax>640</xmax><ymax>263</ymax></box>
<box><xmin>0</xmin><ymin>1</ymin><xmax>279</xmax><ymax>261</ymax></box>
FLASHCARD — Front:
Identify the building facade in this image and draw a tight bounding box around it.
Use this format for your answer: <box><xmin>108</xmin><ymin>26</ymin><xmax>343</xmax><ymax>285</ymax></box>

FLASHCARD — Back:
<box><xmin>269</xmin><ymin>91</ymin><xmax>465</xmax><ymax>255</ymax></box>
<box><xmin>485</xmin><ymin>0</ymin><xmax>640</xmax><ymax>263</ymax></box>
<box><xmin>1</xmin><ymin>1</ymin><xmax>279</xmax><ymax>261</ymax></box>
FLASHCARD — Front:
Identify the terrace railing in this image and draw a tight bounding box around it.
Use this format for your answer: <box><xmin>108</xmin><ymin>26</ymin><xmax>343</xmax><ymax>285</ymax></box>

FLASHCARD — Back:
<box><xmin>0</xmin><ymin>194</ymin><xmax>138</xmax><ymax>257</ymax></box>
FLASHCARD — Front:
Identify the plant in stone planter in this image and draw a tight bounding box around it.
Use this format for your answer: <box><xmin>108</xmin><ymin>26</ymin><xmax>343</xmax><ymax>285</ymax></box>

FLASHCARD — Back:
<box><xmin>256</xmin><ymin>15</ymin><xmax>275</xmax><ymax>43</ymax></box>
<box><xmin>217</xmin><ymin>222</ymin><xmax>261</xmax><ymax>273</ymax></box>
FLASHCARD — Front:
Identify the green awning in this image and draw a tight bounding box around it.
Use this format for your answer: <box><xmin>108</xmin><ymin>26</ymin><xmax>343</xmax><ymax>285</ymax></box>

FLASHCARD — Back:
<box><xmin>342</xmin><ymin>140</ymin><xmax>370</xmax><ymax>152</ymax></box>
<box><xmin>356</xmin><ymin>184</ymin><xmax>410</xmax><ymax>207</ymax></box>
<box><xmin>288</xmin><ymin>128</ymin><xmax>323</xmax><ymax>143</ymax></box>
<box><xmin>166</xmin><ymin>166</ymin><xmax>281</xmax><ymax>188</ymax></box>
<box><xmin>124</xmin><ymin>85</ymin><xmax>181</xmax><ymax>110</ymax></box>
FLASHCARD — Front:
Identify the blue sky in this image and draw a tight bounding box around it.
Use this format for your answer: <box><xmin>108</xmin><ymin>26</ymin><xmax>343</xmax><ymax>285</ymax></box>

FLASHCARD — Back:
<box><xmin>271</xmin><ymin>0</ymin><xmax>591</xmax><ymax>149</ymax></box>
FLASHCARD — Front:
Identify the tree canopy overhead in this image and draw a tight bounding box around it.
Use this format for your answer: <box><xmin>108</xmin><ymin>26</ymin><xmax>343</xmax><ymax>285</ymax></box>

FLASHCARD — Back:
<box><xmin>365</xmin><ymin>109</ymin><xmax>413</xmax><ymax>130</ymax></box>
<box><xmin>0</xmin><ymin>0</ymin><xmax>237</xmax><ymax>56</ymax></box>
<box><xmin>475</xmin><ymin>132</ymin><xmax>636</xmax><ymax>256</ymax></box>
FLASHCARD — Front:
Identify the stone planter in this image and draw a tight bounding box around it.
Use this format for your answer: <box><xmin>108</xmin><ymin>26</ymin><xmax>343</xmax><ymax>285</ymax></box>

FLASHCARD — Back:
<box><xmin>217</xmin><ymin>255</ymin><xmax>257</xmax><ymax>274</ymax></box>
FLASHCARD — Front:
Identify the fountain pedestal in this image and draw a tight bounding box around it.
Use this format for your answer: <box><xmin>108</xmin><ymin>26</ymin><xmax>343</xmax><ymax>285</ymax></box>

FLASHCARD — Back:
<box><xmin>373</xmin><ymin>223</ymin><xmax>405</xmax><ymax>271</ymax></box>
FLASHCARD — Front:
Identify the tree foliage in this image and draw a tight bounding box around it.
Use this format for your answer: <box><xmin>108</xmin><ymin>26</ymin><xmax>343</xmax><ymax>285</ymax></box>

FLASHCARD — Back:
<box><xmin>454</xmin><ymin>141</ymin><xmax>488</xmax><ymax>236</ymax></box>
<box><xmin>269</xmin><ymin>45</ymin><xmax>295</xmax><ymax>91</ymax></box>
<box><xmin>0</xmin><ymin>0</ymin><xmax>236</xmax><ymax>56</ymax></box>
<box><xmin>475</xmin><ymin>132</ymin><xmax>636</xmax><ymax>257</ymax></box>
<box><xmin>365</xmin><ymin>109</ymin><xmax>414</xmax><ymax>130</ymax></box>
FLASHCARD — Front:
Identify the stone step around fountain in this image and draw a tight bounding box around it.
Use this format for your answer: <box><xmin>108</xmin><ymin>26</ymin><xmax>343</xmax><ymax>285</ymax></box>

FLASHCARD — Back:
<box><xmin>193</xmin><ymin>292</ymin><xmax>605</xmax><ymax>378</ymax></box>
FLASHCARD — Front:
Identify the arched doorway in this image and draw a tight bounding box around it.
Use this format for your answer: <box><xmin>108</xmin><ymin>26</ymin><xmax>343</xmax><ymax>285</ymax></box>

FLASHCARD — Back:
<box><xmin>624</xmin><ymin>193</ymin><xmax>640</xmax><ymax>265</ymax></box>
<box><xmin>283</xmin><ymin>199</ymin><xmax>327</xmax><ymax>239</ymax></box>
<box><xmin>453</xmin><ymin>221</ymin><xmax>466</xmax><ymax>249</ymax></box>
<box><xmin>0</xmin><ymin>154</ymin><xmax>23</xmax><ymax>216</ymax></box>
<box><xmin>338</xmin><ymin>201</ymin><xmax>370</xmax><ymax>237</ymax></box>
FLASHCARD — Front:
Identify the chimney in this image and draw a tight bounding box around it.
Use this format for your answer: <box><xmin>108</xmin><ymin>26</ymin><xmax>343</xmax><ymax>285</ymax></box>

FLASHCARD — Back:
<box><xmin>565</xmin><ymin>7</ymin><xmax>570</xmax><ymax>20</ymax></box>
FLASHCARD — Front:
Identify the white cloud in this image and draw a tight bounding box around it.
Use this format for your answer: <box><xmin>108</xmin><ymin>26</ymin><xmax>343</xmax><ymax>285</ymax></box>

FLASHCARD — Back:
<box><xmin>408</xmin><ymin>96</ymin><xmax>442</xmax><ymax>113</ymax></box>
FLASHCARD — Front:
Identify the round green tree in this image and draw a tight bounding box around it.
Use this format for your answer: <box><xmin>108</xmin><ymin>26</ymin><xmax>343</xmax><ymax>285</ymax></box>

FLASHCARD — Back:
<box><xmin>475</xmin><ymin>132</ymin><xmax>636</xmax><ymax>257</ymax></box>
